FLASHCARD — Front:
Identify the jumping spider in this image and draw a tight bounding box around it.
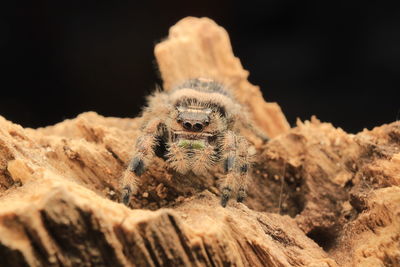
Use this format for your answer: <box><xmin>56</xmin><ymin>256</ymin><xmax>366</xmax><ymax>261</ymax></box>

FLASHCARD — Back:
<box><xmin>120</xmin><ymin>78</ymin><xmax>268</xmax><ymax>207</ymax></box>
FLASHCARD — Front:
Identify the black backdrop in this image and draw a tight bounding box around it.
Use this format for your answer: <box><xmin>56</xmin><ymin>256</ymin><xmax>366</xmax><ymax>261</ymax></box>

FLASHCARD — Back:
<box><xmin>1</xmin><ymin>1</ymin><xmax>399</xmax><ymax>133</ymax></box>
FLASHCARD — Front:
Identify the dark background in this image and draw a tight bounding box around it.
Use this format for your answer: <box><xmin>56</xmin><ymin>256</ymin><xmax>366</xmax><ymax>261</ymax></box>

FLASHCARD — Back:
<box><xmin>1</xmin><ymin>1</ymin><xmax>399</xmax><ymax>133</ymax></box>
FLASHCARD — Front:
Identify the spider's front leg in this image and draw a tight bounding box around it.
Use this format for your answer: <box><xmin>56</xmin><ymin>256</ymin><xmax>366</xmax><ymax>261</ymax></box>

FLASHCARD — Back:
<box><xmin>220</xmin><ymin>131</ymin><xmax>249</xmax><ymax>207</ymax></box>
<box><xmin>120</xmin><ymin>118</ymin><xmax>163</xmax><ymax>205</ymax></box>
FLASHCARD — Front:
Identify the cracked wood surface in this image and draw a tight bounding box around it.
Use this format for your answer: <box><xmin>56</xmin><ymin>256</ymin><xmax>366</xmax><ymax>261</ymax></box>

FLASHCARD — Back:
<box><xmin>1</xmin><ymin>17</ymin><xmax>400</xmax><ymax>267</ymax></box>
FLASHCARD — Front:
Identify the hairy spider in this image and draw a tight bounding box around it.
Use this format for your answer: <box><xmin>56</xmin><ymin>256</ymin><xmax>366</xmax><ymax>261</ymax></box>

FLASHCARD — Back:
<box><xmin>120</xmin><ymin>78</ymin><xmax>268</xmax><ymax>207</ymax></box>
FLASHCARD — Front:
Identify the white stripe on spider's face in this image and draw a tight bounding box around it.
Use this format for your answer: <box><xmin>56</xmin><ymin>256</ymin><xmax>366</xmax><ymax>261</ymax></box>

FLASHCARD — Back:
<box><xmin>170</xmin><ymin>88</ymin><xmax>235</xmax><ymax>114</ymax></box>
<box><xmin>177</xmin><ymin>106</ymin><xmax>212</xmax><ymax>114</ymax></box>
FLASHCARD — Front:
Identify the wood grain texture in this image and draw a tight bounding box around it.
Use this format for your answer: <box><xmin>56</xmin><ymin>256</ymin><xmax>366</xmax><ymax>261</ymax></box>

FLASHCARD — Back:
<box><xmin>1</xmin><ymin>17</ymin><xmax>399</xmax><ymax>267</ymax></box>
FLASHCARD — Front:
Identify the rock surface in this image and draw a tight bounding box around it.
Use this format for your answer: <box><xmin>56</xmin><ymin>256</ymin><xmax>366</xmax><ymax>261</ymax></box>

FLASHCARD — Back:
<box><xmin>0</xmin><ymin>17</ymin><xmax>399</xmax><ymax>267</ymax></box>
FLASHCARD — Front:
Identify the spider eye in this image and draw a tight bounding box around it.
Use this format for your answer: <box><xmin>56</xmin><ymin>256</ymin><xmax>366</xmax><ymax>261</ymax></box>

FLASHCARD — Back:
<box><xmin>204</xmin><ymin>120</ymin><xmax>210</xmax><ymax>126</ymax></box>
<box><xmin>177</xmin><ymin>118</ymin><xmax>182</xmax><ymax>123</ymax></box>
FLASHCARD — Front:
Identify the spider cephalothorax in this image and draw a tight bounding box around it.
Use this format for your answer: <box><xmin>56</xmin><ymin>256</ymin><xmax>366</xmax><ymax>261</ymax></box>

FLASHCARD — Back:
<box><xmin>120</xmin><ymin>78</ymin><xmax>268</xmax><ymax>207</ymax></box>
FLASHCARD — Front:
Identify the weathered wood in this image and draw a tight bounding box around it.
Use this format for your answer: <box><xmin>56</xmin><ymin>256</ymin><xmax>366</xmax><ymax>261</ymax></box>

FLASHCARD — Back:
<box><xmin>1</xmin><ymin>17</ymin><xmax>399</xmax><ymax>267</ymax></box>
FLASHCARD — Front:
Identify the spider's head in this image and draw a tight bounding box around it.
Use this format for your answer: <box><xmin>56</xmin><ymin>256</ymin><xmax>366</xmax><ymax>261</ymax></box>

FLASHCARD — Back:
<box><xmin>169</xmin><ymin>78</ymin><xmax>234</xmax><ymax>147</ymax></box>
<box><xmin>176</xmin><ymin>106</ymin><xmax>211</xmax><ymax>132</ymax></box>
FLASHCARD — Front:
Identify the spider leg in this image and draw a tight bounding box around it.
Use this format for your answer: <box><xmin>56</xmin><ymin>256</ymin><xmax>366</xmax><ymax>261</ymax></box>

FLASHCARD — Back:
<box><xmin>120</xmin><ymin>118</ymin><xmax>164</xmax><ymax>206</ymax></box>
<box><xmin>221</xmin><ymin>183</ymin><xmax>233</xmax><ymax>207</ymax></box>
<box><xmin>236</xmin><ymin>164</ymin><xmax>248</xmax><ymax>203</ymax></box>
<box><xmin>220</xmin><ymin>131</ymin><xmax>238</xmax><ymax>207</ymax></box>
<box><xmin>220</xmin><ymin>132</ymin><xmax>250</xmax><ymax>207</ymax></box>
<box><xmin>236</xmin><ymin>136</ymin><xmax>250</xmax><ymax>203</ymax></box>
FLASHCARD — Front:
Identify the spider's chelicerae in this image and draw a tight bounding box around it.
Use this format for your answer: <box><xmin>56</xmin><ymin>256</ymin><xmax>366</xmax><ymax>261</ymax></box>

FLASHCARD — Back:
<box><xmin>120</xmin><ymin>78</ymin><xmax>268</xmax><ymax>207</ymax></box>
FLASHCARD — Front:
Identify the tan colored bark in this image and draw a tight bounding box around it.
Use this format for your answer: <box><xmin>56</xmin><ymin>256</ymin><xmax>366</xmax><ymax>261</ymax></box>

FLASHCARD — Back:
<box><xmin>0</xmin><ymin>17</ymin><xmax>399</xmax><ymax>267</ymax></box>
